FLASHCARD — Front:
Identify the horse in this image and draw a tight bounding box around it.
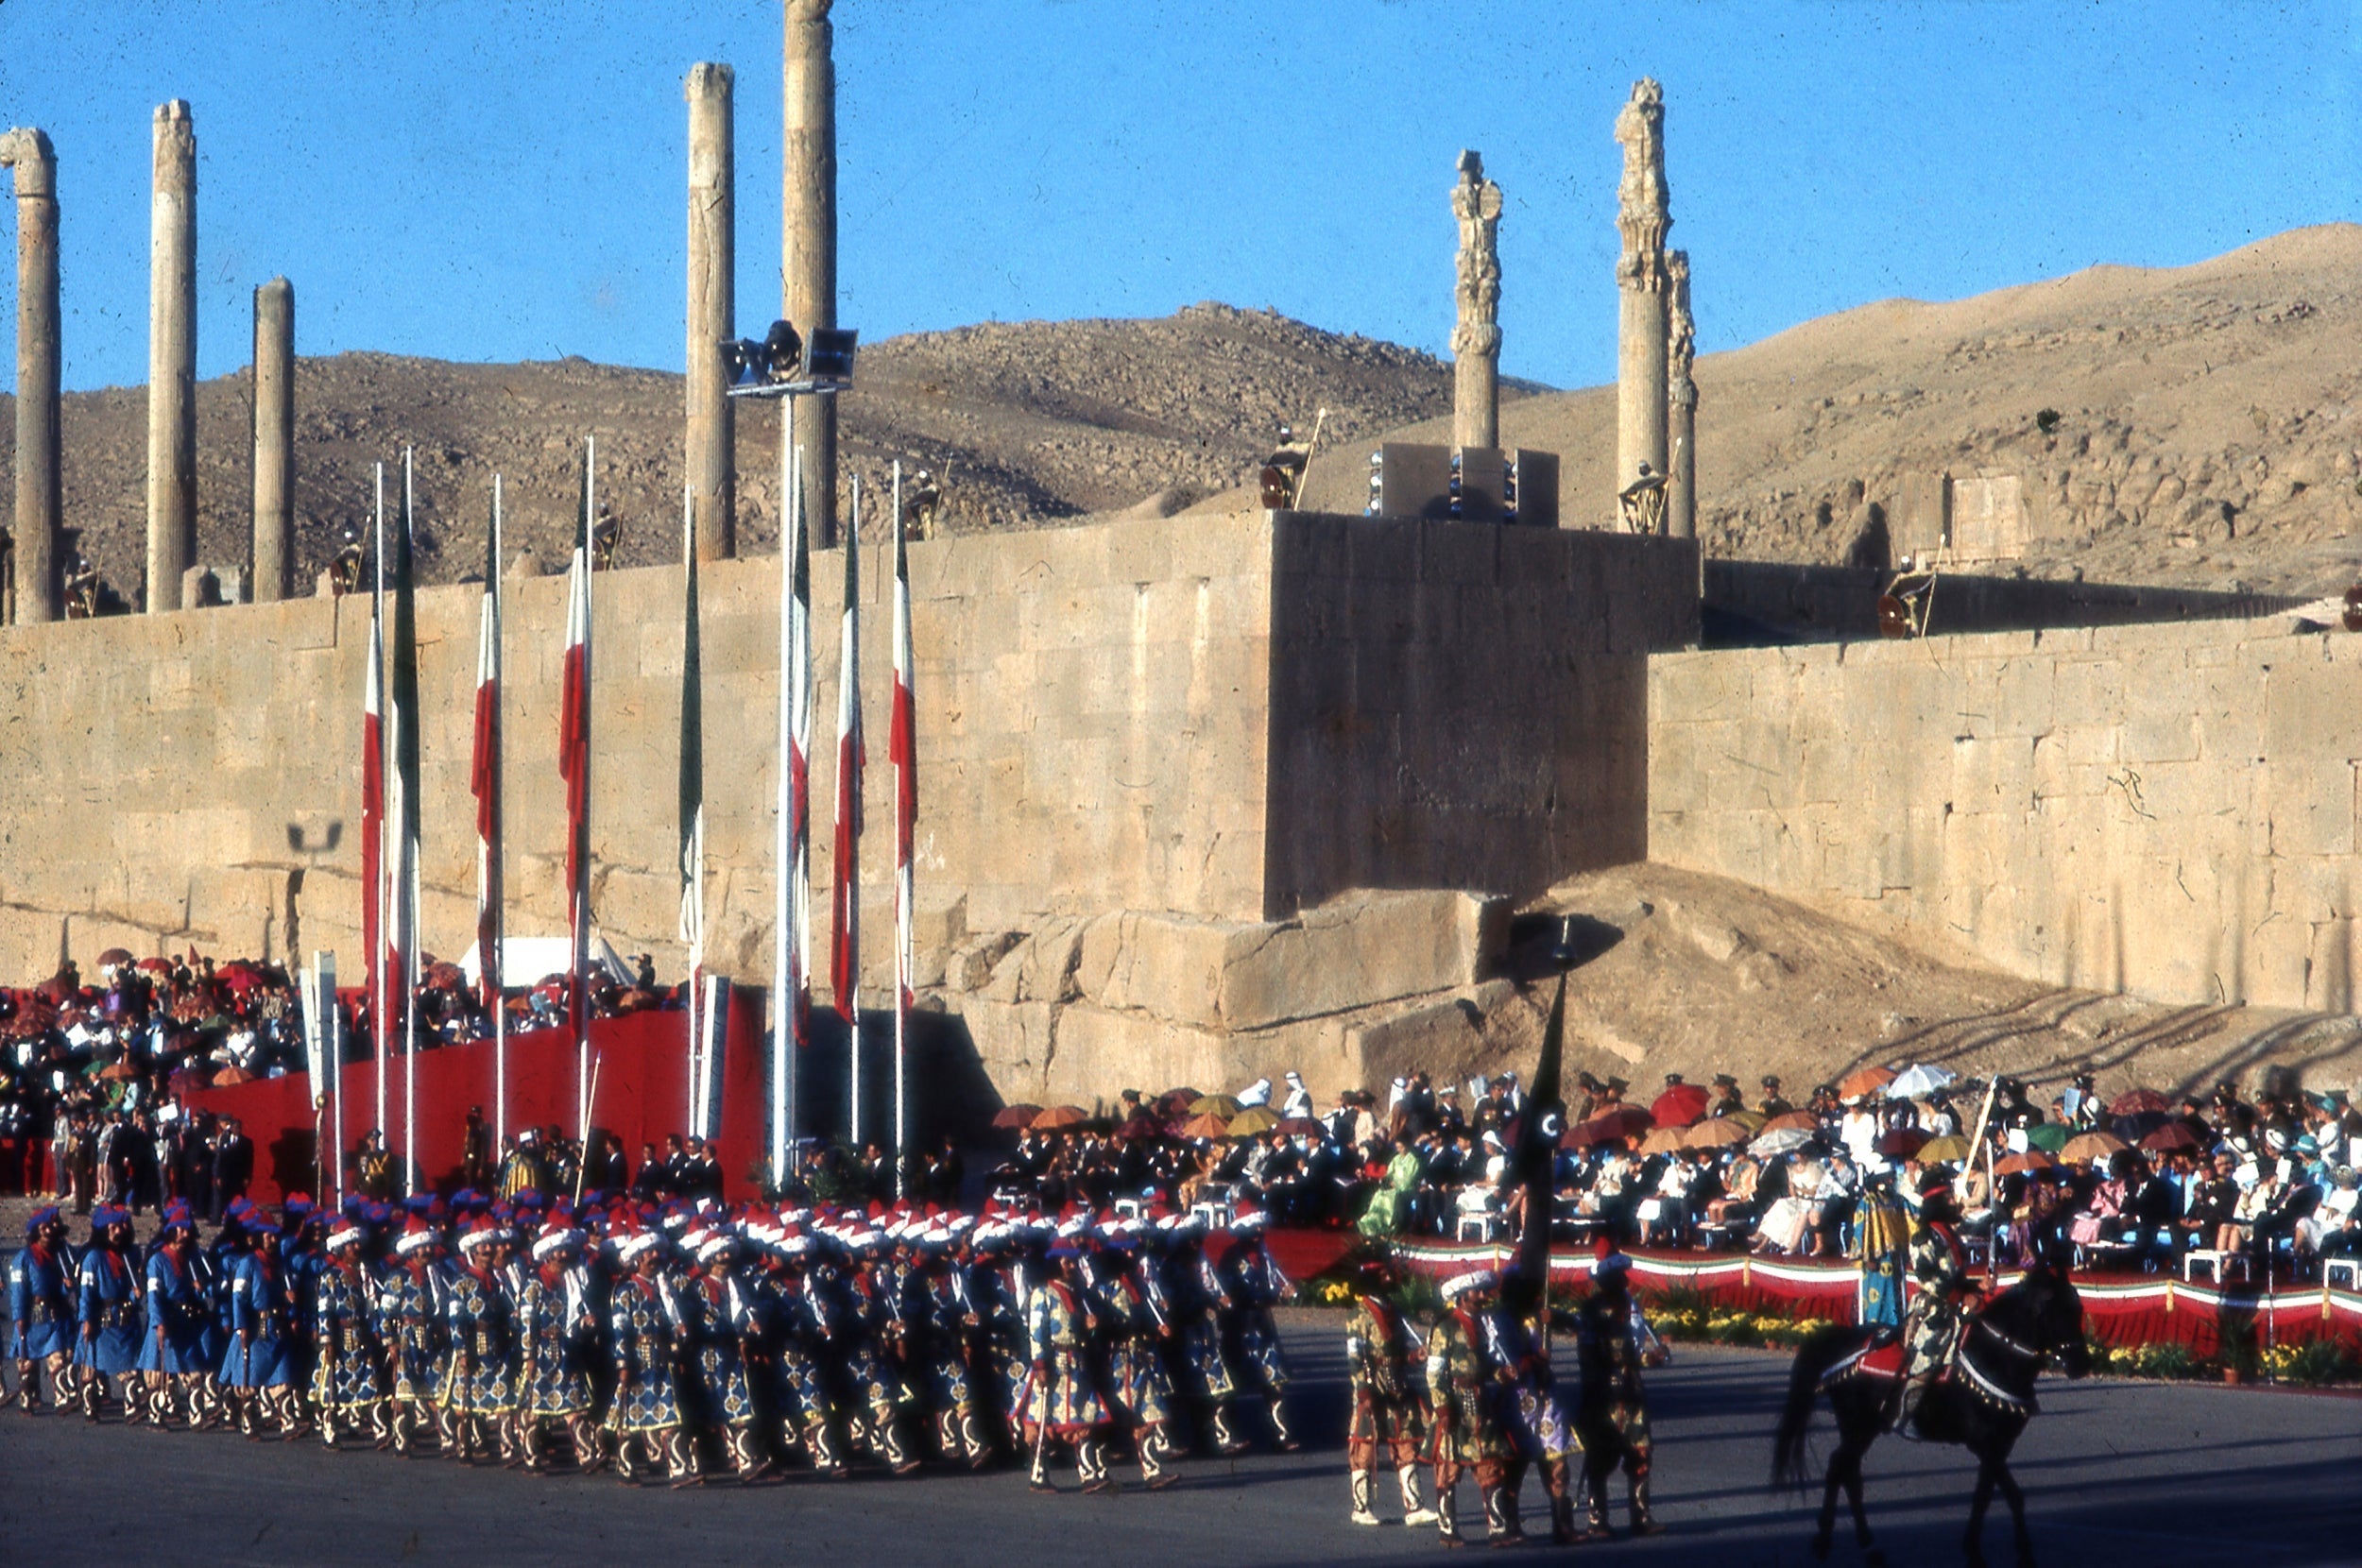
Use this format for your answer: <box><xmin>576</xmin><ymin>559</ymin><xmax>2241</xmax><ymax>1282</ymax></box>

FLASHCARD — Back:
<box><xmin>1771</xmin><ymin>1260</ymin><xmax>2091</xmax><ymax>1568</ymax></box>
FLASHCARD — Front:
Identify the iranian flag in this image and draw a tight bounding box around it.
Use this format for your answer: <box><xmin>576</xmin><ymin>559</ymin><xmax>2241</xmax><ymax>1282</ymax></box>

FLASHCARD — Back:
<box><xmin>560</xmin><ymin>441</ymin><xmax>594</xmax><ymax>1128</ymax></box>
<box><xmin>889</xmin><ymin>463</ymin><xmax>917</xmax><ymax>1192</ymax></box>
<box><xmin>391</xmin><ymin>451</ymin><xmax>423</xmax><ymax>1188</ymax></box>
<box><xmin>678</xmin><ymin>486</ymin><xmax>708</xmax><ymax>1122</ymax></box>
<box><xmin>472</xmin><ymin>477</ymin><xmax>506</xmax><ymax>1141</ymax></box>
<box><xmin>772</xmin><ymin>445</ymin><xmax>814</xmax><ymax>1185</ymax></box>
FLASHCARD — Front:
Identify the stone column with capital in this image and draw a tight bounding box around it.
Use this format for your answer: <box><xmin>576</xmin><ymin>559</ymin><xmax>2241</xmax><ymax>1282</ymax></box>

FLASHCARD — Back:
<box><xmin>1</xmin><ymin>128</ymin><xmax>60</xmax><ymax>622</ymax></box>
<box><xmin>1613</xmin><ymin>79</ymin><xmax>1670</xmax><ymax>529</ymax></box>
<box><xmin>148</xmin><ymin>100</ymin><xmax>197</xmax><ymax>612</ymax></box>
<box><xmin>1667</xmin><ymin>249</ymin><xmax>1697</xmax><ymax>540</ymax></box>
<box><xmin>1450</xmin><ymin>149</ymin><xmax>1504</xmax><ymax>452</ymax></box>
<box><xmin>687</xmin><ymin>62</ymin><xmax>737</xmax><ymax>561</ymax></box>
<box><xmin>251</xmin><ymin>278</ymin><xmax>295</xmax><ymax>601</ymax></box>
<box><xmin>783</xmin><ymin>0</ymin><xmax>838</xmax><ymax>546</ymax></box>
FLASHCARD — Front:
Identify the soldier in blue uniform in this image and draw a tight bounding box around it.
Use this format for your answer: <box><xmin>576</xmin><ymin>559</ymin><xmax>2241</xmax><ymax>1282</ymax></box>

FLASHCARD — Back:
<box><xmin>515</xmin><ymin>1220</ymin><xmax>601</xmax><ymax>1474</ymax></box>
<box><xmin>841</xmin><ymin>1227</ymin><xmax>919</xmax><ymax>1474</ymax></box>
<box><xmin>73</xmin><ymin>1205</ymin><xmax>144</xmax><ymax>1421</ymax></box>
<box><xmin>1573</xmin><ymin>1250</ymin><xmax>1668</xmax><ymax>1540</ymax></box>
<box><xmin>1165</xmin><ymin>1215</ymin><xmax>1248</xmax><ymax>1457</ymax></box>
<box><xmin>1024</xmin><ymin>1239</ymin><xmax>1113</xmax><ymax>1493</ymax></box>
<box><xmin>379</xmin><ymin>1212</ymin><xmax>449</xmax><ymax>1455</ymax></box>
<box><xmin>7</xmin><ymin>1205</ymin><xmax>73</xmax><ymax>1414</ymax></box>
<box><xmin>313</xmin><ymin>1218</ymin><xmax>388</xmax><ymax>1449</ymax></box>
<box><xmin>139</xmin><ymin>1205</ymin><xmax>214</xmax><ymax>1428</ymax></box>
<box><xmin>1088</xmin><ymin>1219</ymin><xmax>1182</xmax><ymax>1489</ymax></box>
<box><xmin>439</xmin><ymin>1219</ymin><xmax>518</xmax><ymax>1461</ymax></box>
<box><xmin>604</xmin><ymin>1224</ymin><xmax>690</xmax><ymax>1484</ymax></box>
<box><xmin>1215</xmin><ymin>1206</ymin><xmax>1298</xmax><ymax>1452</ymax></box>
<box><xmin>905</xmin><ymin>1218</ymin><xmax>989</xmax><ymax>1469</ymax></box>
<box><xmin>222</xmin><ymin>1211</ymin><xmax>301</xmax><ymax>1438</ymax></box>
<box><xmin>682</xmin><ymin>1224</ymin><xmax>763</xmax><ymax>1481</ymax></box>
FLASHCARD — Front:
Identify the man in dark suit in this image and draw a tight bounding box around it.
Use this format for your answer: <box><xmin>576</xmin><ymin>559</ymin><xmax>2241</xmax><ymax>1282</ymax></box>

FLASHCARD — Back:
<box><xmin>212</xmin><ymin>1116</ymin><xmax>254</xmax><ymax>1219</ymax></box>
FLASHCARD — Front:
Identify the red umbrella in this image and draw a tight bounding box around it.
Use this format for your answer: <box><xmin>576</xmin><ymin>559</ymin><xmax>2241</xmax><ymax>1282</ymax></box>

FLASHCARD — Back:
<box><xmin>1650</xmin><ymin>1082</ymin><xmax>1711</xmax><ymax>1128</ymax></box>
<box><xmin>212</xmin><ymin>1065</ymin><xmax>254</xmax><ymax>1086</ymax></box>
<box><xmin>95</xmin><ymin>947</ymin><xmax>135</xmax><ymax>968</ymax></box>
<box><xmin>1761</xmin><ymin>1109</ymin><xmax>1819</xmax><ymax>1133</ymax></box>
<box><xmin>1875</xmin><ymin>1127</ymin><xmax>1930</xmax><ymax>1159</ymax></box>
<box><xmin>2139</xmin><ymin>1122</ymin><xmax>2201</xmax><ymax>1153</ymax></box>
<box><xmin>136</xmin><ymin>958</ymin><xmax>175</xmax><ymax>975</ymax></box>
<box><xmin>1114</xmin><ymin>1115</ymin><xmax>1164</xmax><ymax>1140</ymax></box>
<box><xmin>1994</xmin><ymin>1150</ymin><xmax>2058</xmax><ymax>1175</ymax></box>
<box><xmin>1275</xmin><ymin>1116</ymin><xmax>1326</xmax><ymax>1137</ymax></box>
<box><xmin>2107</xmin><ymin>1088</ymin><xmax>2171</xmax><ymax>1117</ymax></box>
<box><xmin>1178</xmin><ymin>1111</ymin><xmax>1232</xmax><ymax>1139</ymax></box>
<box><xmin>990</xmin><ymin>1104</ymin><xmax>1042</xmax><ymax>1130</ymax></box>
<box><xmin>1567</xmin><ymin>1105</ymin><xmax>1652</xmax><ymax>1148</ymax></box>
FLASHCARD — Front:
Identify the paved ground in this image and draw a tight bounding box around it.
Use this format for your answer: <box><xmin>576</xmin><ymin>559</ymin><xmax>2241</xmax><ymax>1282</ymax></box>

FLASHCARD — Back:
<box><xmin>0</xmin><ymin>1315</ymin><xmax>2353</xmax><ymax>1568</ymax></box>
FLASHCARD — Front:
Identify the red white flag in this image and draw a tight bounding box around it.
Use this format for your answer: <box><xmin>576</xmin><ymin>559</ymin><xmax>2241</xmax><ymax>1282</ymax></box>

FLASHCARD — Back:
<box><xmin>830</xmin><ymin>487</ymin><xmax>864</xmax><ymax>1025</ymax></box>
<box><xmin>472</xmin><ymin>477</ymin><xmax>506</xmax><ymax>1140</ymax></box>
<box><xmin>560</xmin><ymin>442</ymin><xmax>594</xmax><ymax>1122</ymax></box>
<box><xmin>891</xmin><ymin>468</ymin><xmax>916</xmax><ymax>1014</ymax></box>
<box><xmin>772</xmin><ymin>446</ymin><xmax>814</xmax><ymax>1185</ymax></box>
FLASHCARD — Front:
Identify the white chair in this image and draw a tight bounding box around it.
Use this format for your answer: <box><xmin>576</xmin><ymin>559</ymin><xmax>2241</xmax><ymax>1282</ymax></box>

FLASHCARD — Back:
<box><xmin>1190</xmin><ymin>1199</ymin><xmax>1235</xmax><ymax>1231</ymax></box>
<box><xmin>2182</xmin><ymin>1249</ymin><xmax>2251</xmax><ymax>1284</ymax></box>
<box><xmin>2324</xmin><ymin>1257</ymin><xmax>2361</xmax><ymax>1291</ymax></box>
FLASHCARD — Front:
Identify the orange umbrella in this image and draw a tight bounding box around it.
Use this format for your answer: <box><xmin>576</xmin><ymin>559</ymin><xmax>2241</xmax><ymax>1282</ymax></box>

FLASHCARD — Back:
<box><xmin>1639</xmin><ymin>1125</ymin><xmax>1688</xmax><ymax>1155</ymax></box>
<box><xmin>1994</xmin><ymin>1150</ymin><xmax>2057</xmax><ymax>1175</ymax></box>
<box><xmin>2062</xmin><ymin>1131</ymin><xmax>2129</xmax><ymax>1164</ymax></box>
<box><xmin>97</xmin><ymin>1060</ymin><xmax>138</xmax><ymax>1082</ymax></box>
<box><xmin>989</xmin><ymin>1104</ymin><xmax>1042</xmax><ymax>1130</ymax></box>
<box><xmin>1838</xmin><ymin>1066</ymin><xmax>1897</xmax><ymax>1100</ymax></box>
<box><xmin>1762</xmin><ymin>1110</ymin><xmax>1820</xmax><ymax>1133</ymax></box>
<box><xmin>1179</xmin><ymin>1111</ymin><xmax>1232</xmax><ymax>1139</ymax></box>
<box><xmin>1682</xmin><ymin>1117</ymin><xmax>1751</xmax><ymax>1150</ymax></box>
<box><xmin>212</xmin><ymin>1065</ymin><xmax>254</xmax><ymax>1086</ymax></box>
<box><xmin>1032</xmin><ymin>1105</ymin><xmax>1089</xmax><ymax>1131</ymax></box>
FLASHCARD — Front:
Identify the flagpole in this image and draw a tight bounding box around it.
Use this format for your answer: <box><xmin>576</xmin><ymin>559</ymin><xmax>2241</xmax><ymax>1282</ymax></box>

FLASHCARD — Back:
<box><xmin>571</xmin><ymin>438</ymin><xmax>596</xmax><ymax>1139</ymax></box>
<box><xmin>838</xmin><ymin>474</ymin><xmax>864</xmax><ymax>1151</ymax></box>
<box><xmin>484</xmin><ymin>475</ymin><xmax>506</xmax><ymax>1150</ymax></box>
<box><xmin>679</xmin><ymin>483</ymin><xmax>706</xmax><ymax>1134</ymax></box>
<box><xmin>772</xmin><ymin>418</ymin><xmax>796</xmax><ymax>1186</ymax></box>
<box><xmin>370</xmin><ymin>463</ymin><xmax>387</xmax><ymax>1151</ymax></box>
<box><xmin>891</xmin><ymin>458</ymin><xmax>912</xmax><ymax>1200</ymax></box>
<box><xmin>400</xmin><ymin>447</ymin><xmax>419</xmax><ymax>1199</ymax></box>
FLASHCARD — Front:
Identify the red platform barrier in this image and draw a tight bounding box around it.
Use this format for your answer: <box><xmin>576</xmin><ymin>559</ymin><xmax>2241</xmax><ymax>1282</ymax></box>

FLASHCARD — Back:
<box><xmin>186</xmin><ymin>988</ymin><xmax>764</xmax><ymax>1204</ymax></box>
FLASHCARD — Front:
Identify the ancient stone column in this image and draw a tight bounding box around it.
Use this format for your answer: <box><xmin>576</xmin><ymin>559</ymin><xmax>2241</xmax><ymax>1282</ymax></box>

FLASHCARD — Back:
<box><xmin>686</xmin><ymin>63</ymin><xmax>737</xmax><ymax>561</ymax></box>
<box><xmin>1667</xmin><ymin>249</ymin><xmax>1697</xmax><ymax>540</ymax></box>
<box><xmin>1</xmin><ymin>128</ymin><xmax>60</xmax><ymax>623</ymax></box>
<box><xmin>147</xmin><ymin>101</ymin><xmax>197</xmax><ymax>612</ymax></box>
<box><xmin>251</xmin><ymin>277</ymin><xmax>295</xmax><ymax>601</ymax></box>
<box><xmin>1613</xmin><ymin>79</ymin><xmax>1670</xmax><ymax>527</ymax></box>
<box><xmin>783</xmin><ymin>0</ymin><xmax>838</xmax><ymax>546</ymax></box>
<box><xmin>1450</xmin><ymin>149</ymin><xmax>1503</xmax><ymax>452</ymax></box>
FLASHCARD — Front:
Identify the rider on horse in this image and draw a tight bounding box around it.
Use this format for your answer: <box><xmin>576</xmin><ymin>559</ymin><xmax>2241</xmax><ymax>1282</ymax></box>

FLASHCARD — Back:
<box><xmin>1896</xmin><ymin>1170</ymin><xmax>1977</xmax><ymax>1432</ymax></box>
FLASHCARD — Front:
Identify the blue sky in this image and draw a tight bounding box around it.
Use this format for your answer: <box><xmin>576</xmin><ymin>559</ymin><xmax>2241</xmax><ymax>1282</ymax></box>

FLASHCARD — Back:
<box><xmin>1</xmin><ymin>0</ymin><xmax>2354</xmax><ymax>394</ymax></box>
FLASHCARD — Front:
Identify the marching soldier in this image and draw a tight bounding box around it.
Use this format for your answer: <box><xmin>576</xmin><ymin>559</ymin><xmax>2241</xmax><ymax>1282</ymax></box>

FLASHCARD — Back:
<box><xmin>6</xmin><ymin>1205</ymin><xmax>73</xmax><ymax>1414</ymax></box>
<box><xmin>139</xmin><ymin>1205</ymin><xmax>216</xmax><ymax>1428</ymax></box>
<box><xmin>379</xmin><ymin>1212</ymin><xmax>449</xmax><ymax>1455</ymax></box>
<box><xmin>1342</xmin><ymin>1261</ymin><xmax>1436</xmax><ymax>1528</ymax></box>
<box><xmin>222</xmin><ymin>1214</ymin><xmax>301</xmax><ymax>1438</ymax></box>
<box><xmin>682</xmin><ymin>1225</ymin><xmax>764</xmax><ymax>1482</ymax></box>
<box><xmin>1574</xmin><ymin>1250</ymin><xmax>1668</xmax><ymax>1539</ymax></box>
<box><xmin>440</xmin><ymin>1219</ymin><xmax>518</xmax><ymax>1461</ymax></box>
<box><xmin>604</xmin><ymin>1223</ymin><xmax>690</xmax><ymax>1484</ymax></box>
<box><xmin>1088</xmin><ymin>1220</ymin><xmax>1181</xmax><ymax>1489</ymax></box>
<box><xmin>1426</xmin><ymin>1270</ymin><xmax>1515</xmax><ymax>1547</ymax></box>
<box><xmin>906</xmin><ymin>1219</ymin><xmax>991</xmax><ymax>1469</ymax></box>
<box><xmin>1166</xmin><ymin>1216</ymin><xmax>1247</xmax><ymax>1457</ymax></box>
<box><xmin>1215</xmin><ymin>1206</ymin><xmax>1299</xmax><ymax>1453</ymax></box>
<box><xmin>313</xmin><ymin>1218</ymin><xmax>387</xmax><ymax>1449</ymax></box>
<box><xmin>1024</xmin><ymin>1238</ymin><xmax>1113</xmax><ymax>1493</ymax></box>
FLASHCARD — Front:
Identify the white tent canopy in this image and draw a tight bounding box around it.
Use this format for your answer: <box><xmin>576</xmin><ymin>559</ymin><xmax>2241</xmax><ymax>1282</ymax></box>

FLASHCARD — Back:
<box><xmin>457</xmin><ymin>933</ymin><xmax>635</xmax><ymax>989</ymax></box>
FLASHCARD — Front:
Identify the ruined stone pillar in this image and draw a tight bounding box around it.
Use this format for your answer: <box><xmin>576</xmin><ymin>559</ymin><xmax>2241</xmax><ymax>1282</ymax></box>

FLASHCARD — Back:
<box><xmin>783</xmin><ymin>0</ymin><xmax>837</xmax><ymax>546</ymax></box>
<box><xmin>1613</xmin><ymin>79</ymin><xmax>1670</xmax><ymax>527</ymax></box>
<box><xmin>147</xmin><ymin>101</ymin><xmax>197</xmax><ymax>612</ymax></box>
<box><xmin>1450</xmin><ymin>149</ymin><xmax>1503</xmax><ymax>452</ymax></box>
<box><xmin>251</xmin><ymin>277</ymin><xmax>294</xmax><ymax>601</ymax></box>
<box><xmin>1</xmin><ymin>128</ymin><xmax>60</xmax><ymax>622</ymax></box>
<box><xmin>686</xmin><ymin>62</ymin><xmax>736</xmax><ymax>561</ymax></box>
<box><xmin>1667</xmin><ymin>249</ymin><xmax>1696</xmax><ymax>540</ymax></box>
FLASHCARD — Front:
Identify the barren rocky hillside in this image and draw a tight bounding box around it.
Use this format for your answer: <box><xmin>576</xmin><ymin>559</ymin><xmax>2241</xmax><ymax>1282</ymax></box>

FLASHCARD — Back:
<box><xmin>0</xmin><ymin>304</ymin><xmax>1501</xmax><ymax>595</ymax></box>
<box><xmin>1300</xmin><ymin>222</ymin><xmax>2362</xmax><ymax>599</ymax></box>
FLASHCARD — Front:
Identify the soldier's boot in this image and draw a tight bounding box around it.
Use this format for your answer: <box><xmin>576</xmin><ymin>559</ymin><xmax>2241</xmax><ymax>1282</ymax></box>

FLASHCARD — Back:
<box><xmin>1350</xmin><ymin>1469</ymin><xmax>1382</xmax><ymax>1526</ymax></box>
<box><xmin>876</xmin><ymin>1407</ymin><xmax>920</xmax><ymax>1476</ymax></box>
<box><xmin>319</xmin><ymin>1405</ymin><xmax>342</xmax><ymax>1449</ymax></box>
<box><xmin>6</xmin><ymin>1358</ymin><xmax>26</xmax><ymax>1412</ymax></box>
<box><xmin>1137</xmin><ymin>1424</ymin><xmax>1172</xmax><ymax>1490</ymax></box>
<box><xmin>1628</xmin><ymin>1469</ymin><xmax>1665</xmax><ymax>1537</ymax></box>
<box><xmin>1401</xmin><ymin>1464</ymin><xmax>1441</xmax><ymax>1526</ymax></box>
<box><xmin>1269</xmin><ymin>1394</ymin><xmax>1301</xmax><ymax>1453</ymax></box>
<box><xmin>368</xmin><ymin>1403</ymin><xmax>391</xmax><ymax>1449</ymax></box>
<box><xmin>1483</xmin><ymin>1483</ymin><xmax>1523</xmax><ymax>1546</ymax></box>
<box><xmin>568</xmin><ymin>1416</ymin><xmax>605</xmax><ymax>1474</ymax></box>
<box><xmin>1582</xmin><ymin>1471</ymin><xmax>1615</xmax><ymax>1542</ymax></box>
<box><xmin>389</xmin><ymin>1405</ymin><xmax>416</xmax><ymax>1457</ymax></box>
<box><xmin>934</xmin><ymin>1408</ymin><xmax>965</xmax><ymax>1464</ymax></box>
<box><xmin>234</xmin><ymin>1389</ymin><xmax>259</xmax><ymax>1439</ymax></box>
<box><xmin>1152</xmin><ymin>1420</ymin><xmax>1189</xmax><ymax>1461</ymax></box>
<box><xmin>1435</xmin><ymin>1468</ymin><xmax>1465</xmax><ymax>1547</ymax></box>
<box><xmin>145</xmin><ymin>1379</ymin><xmax>174</xmax><ymax>1427</ymax></box>
<box><xmin>1028</xmin><ymin>1424</ymin><xmax>1056</xmax><ymax>1493</ymax></box>
<box><xmin>612</xmin><ymin>1431</ymin><xmax>641</xmax><ymax>1483</ymax></box>
<box><xmin>1079</xmin><ymin>1436</ymin><xmax>1113</xmax><ymax>1493</ymax></box>
<box><xmin>1210</xmin><ymin>1406</ymin><xmax>1249</xmax><ymax>1457</ymax></box>
<box><xmin>194</xmin><ymin>1376</ymin><xmax>224</xmax><ymax>1429</ymax></box>
<box><xmin>960</xmin><ymin>1409</ymin><xmax>993</xmax><ymax>1472</ymax></box>
<box><xmin>519</xmin><ymin>1418</ymin><xmax>549</xmax><ymax>1474</ymax></box>
<box><xmin>808</xmin><ymin>1419</ymin><xmax>847</xmax><ymax>1477</ymax></box>
<box><xmin>729</xmin><ymin>1426</ymin><xmax>764</xmax><ymax>1481</ymax></box>
<box><xmin>77</xmin><ymin>1372</ymin><xmax>101</xmax><ymax>1422</ymax></box>
<box><xmin>1549</xmin><ymin>1486</ymin><xmax>1579</xmax><ymax>1545</ymax></box>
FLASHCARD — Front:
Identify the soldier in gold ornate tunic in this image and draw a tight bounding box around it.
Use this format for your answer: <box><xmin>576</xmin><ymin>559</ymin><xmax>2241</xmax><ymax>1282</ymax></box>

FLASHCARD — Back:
<box><xmin>1425</xmin><ymin>1270</ymin><xmax>1515</xmax><ymax>1546</ymax></box>
<box><xmin>1344</xmin><ymin>1262</ymin><xmax>1436</xmax><ymax>1528</ymax></box>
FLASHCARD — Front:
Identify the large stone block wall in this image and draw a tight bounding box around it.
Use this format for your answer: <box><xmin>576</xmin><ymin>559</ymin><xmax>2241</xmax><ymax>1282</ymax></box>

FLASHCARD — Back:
<box><xmin>1649</xmin><ymin>619</ymin><xmax>2362</xmax><ymax>1012</ymax></box>
<box><xmin>1264</xmin><ymin>519</ymin><xmax>1696</xmax><ymax>915</ymax></box>
<box><xmin>0</xmin><ymin>508</ymin><xmax>1278</xmax><ymax>985</ymax></box>
<box><xmin>0</xmin><ymin>507</ymin><xmax>1694</xmax><ymax>1004</ymax></box>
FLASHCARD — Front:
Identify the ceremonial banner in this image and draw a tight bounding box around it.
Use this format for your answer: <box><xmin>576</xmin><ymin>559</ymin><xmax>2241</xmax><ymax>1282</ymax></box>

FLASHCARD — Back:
<box><xmin>890</xmin><ymin>464</ymin><xmax>917</xmax><ymax>1187</ymax></box>
<box><xmin>472</xmin><ymin>477</ymin><xmax>506</xmax><ymax>1143</ymax></box>
<box><xmin>772</xmin><ymin>447</ymin><xmax>814</xmax><ymax>1184</ymax></box>
<box><xmin>391</xmin><ymin>452</ymin><xmax>424</xmax><ymax>1189</ymax></box>
<box><xmin>560</xmin><ymin>441</ymin><xmax>594</xmax><ymax>1132</ymax></box>
<box><xmin>831</xmin><ymin>480</ymin><xmax>865</xmax><ymax>1136</ymax></box>
<box><xmin>362</xmin><ymin>473</ymin><xmax>386</xmax><ymax>1142</ymax></box>
<box><xmin>678</xmin><ymin>486</ymin><xmax>708</xmax><ymax>1122</ymax></box>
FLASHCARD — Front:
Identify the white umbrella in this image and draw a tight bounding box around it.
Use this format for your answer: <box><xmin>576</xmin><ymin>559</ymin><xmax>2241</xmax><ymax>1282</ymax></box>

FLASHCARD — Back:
<box><xmin>1750</xmin><ymin>1126</ymin><xmax>1814</xmax><ymax>1156</ymax></box>
<box><xmin>1886</xmin><ymin>1064</ymin><xmax>1959</xmax><ymax>1101</ymax></box>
